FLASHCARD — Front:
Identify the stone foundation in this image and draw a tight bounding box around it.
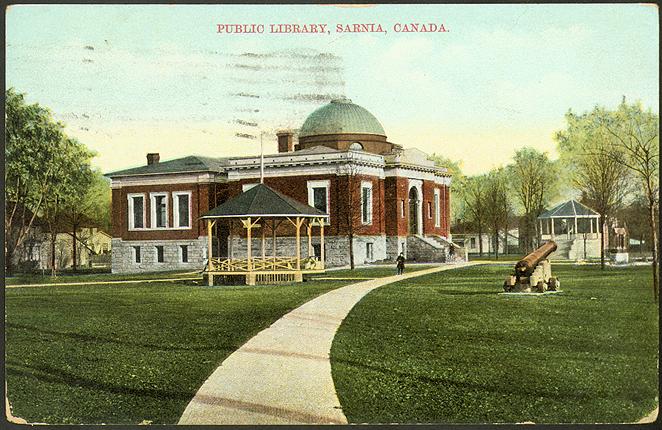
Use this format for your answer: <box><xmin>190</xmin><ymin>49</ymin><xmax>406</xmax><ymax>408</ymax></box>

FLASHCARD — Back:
<box><xmin>111</xmin><ymin>237</ymin><xmax>207</xmax><ymax>273</ymax></box>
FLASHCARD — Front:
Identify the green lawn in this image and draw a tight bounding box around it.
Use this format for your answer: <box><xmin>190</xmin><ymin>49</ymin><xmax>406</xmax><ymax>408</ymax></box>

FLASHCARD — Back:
<box><xmin>4</xmin><ymin>269</ymin><xmax>197</xmax><ymax>285</ymax></box>
<box><xmin>331</xmin><ymin>264</ymin><xmax>659</xmax><ymax>424</ymax></box>
<box><xmin>4</xmin><ymin>265</ymin><xmax>426</xmax><ymax>424</ymax></box>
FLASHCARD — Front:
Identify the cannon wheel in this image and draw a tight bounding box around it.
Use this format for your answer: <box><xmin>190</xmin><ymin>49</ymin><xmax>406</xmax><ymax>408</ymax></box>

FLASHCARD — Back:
<box><xmin>548</xmin><ymin>277</ymin><xmax>558</xmax><ymax>291</ymax></box>
<box><xmin>535</xmin><ymin>281</ymin><xmax>545</xmax><ymax>293</ymax></box>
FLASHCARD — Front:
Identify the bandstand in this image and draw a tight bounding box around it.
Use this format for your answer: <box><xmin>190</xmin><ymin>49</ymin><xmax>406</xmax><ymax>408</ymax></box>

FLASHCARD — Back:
<box><xmin>201</xmin><ymin>184</ymin><xmax>328</xmax><ymax>286</ymax></box>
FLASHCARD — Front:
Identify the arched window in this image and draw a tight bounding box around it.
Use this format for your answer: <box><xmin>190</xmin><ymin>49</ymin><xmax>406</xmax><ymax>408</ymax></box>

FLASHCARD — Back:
<box><xmin>349</xmin><ymin>142</ymin><xmax>364</xmax><ymax>151</ymax></box>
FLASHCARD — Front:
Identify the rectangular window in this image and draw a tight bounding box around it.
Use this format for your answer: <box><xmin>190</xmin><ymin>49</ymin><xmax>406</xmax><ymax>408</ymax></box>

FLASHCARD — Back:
<box><xmin>312</xmin><ymin>244</ymin><xmax>321</xmax><ymax>258</ymax></box>
<box><xmin>133</xmin><ymin>246</ymin><xmax>141</xmax><ymax>263</ymax></box>
<box><xmin>366</xmin><ymin>242</ymin><xmax>374</xmax><ymax>261</ymax></box>
<box><xmin>180</xmin><ymin>245</ymin><xmax>189</xmax><ymax>263</ymax></box>
<box><xmin>434</xmin><ymin>189</ymin><xmax>441</xmax><ymax>227</ymax></box>
<box><xmin>156</xmin><ymin>246</ymin><xmax>164</xmax><ymax>263</ymax></box>
<box><xmin>150</xmin><ymin>193</ymin><xmax>168</xmax><ymax>228</ymax></box>
<box><xmin>307</xmin><ymin>180</ymin><xmax>330</xmax><ymax>223</ymax></box>
<box><xmin>128</xmin><ymin>194</ymin><xmax>145</xmax><ymax>229</ymax></box>
<box><xmin>470</xmin><ymin>237</ymin><xmax>477</xmax><ymax>248</ymax></box>
<box><xmin>400</xmin><ymin>200</ymin><xmax>405</xmax><ymax>218</ymax></box>
<box><xmin>173</xmin><ymin>192</ymin><xmax>191</xmax><ymax>228</ymax></box>
<box><xmin>427</xmin><ymin>201</ymin><xmax>432</xmax><ymax>219</ymax></box>
<box><xmin>361</xmin><ymin>181</ymin><xmax>373</xmax><ymax>225</ymax></box>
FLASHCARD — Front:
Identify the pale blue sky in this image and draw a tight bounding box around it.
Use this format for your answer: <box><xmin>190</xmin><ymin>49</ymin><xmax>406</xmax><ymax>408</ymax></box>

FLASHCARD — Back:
<box><xmin>6</xmin><ymin>4</ymin><xmax>659</xmax><ymax>174</ymax></box>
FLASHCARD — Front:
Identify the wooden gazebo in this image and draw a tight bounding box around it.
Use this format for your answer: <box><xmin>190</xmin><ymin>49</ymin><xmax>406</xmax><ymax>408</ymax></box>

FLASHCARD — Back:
<box><xmin>201</xmin><ymin>184</ymin><xmax>328</xmax><ymax>286</ymax></box>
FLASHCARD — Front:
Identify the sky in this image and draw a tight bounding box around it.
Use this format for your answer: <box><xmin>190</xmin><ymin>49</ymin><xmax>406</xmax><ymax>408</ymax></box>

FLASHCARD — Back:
<box><xmin>5</xmin><ymin>4</ymin><xmax>659</xmax><ymax>175</ymax></box>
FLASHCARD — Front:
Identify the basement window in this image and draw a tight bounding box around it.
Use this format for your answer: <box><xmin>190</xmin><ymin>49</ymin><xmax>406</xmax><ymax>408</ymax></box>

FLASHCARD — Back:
<box><xmin>156</xmin><ymin>246</ymin><xmax>165</xmax><ymax>263</ymax></box>
<box><xmin>180</xmin><ymin>245</ymin><xmax>189</xmax><ymax>263</ymax></box>
<box><xmin>133</xmin><ymin>246</ymin><xmax>141</xmax><ymax>263</ymax></box>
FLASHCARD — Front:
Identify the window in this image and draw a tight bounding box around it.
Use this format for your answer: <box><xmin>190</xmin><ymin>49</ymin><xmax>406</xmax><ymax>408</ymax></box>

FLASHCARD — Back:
<box><xmin>361</xmin><ymin>181</ymin><xmax>373</xmax><ymax>225</ymax></box>
<box><xmin>427</xmin><ymin>202</ymin><xmax>432</xmax><ymax>219</ymax></box>
<box><xmin>150</xmin><ymin>193</ymin><xmax>168</xmax><ymax>228</ymax></box>
<box><xmin>400</xmin><ymin>200</ymin><xmax>405</xmax><ymax>218</ymax></box>
<box><xmin>180</xmin><ymin>245</ymin><xmax>189</xmax><ymax>263</ymax></box>
<box><xmin>173</xmin><ymin>192</ymin><xmax>191</xmax><ymax>228</ymax></box>
<box><xmin>312</xmin><ymin>244</ymin><xmax>321</xmax><ymax>258</ymax></box>
<box><xmin>434</xmin><ymin>189</ymin><xmax>441</xmax><ymax>227</ymax></box>
<box><xmin>155</xmin><ymin>246</ymin><xmax>165</xmax><ymax>263</ymax></box>
<box><xmin>307</xmin><ymin>180</ymin><xmax>330</xmax><ymax>222</ymax></box>
<box><xmin>366</xmin><ymin>242</ymin><xmax>374</xmax><ymax>261</ymax></box>
<box><xmin>242</xmin><ymin>183</ymin><xmax>258</xmax><ymax>192</ymax></box>
<box><xmin>127</xmin><ymin>194</ymin><xmax>145</xmax><ymax>229</ymax></box>
<box><xmin>133</xmin><ymin>246</ymin><xmax>141</xmax><ymax>263</ymax></box>
<box><xmin>470</xmin><ymin>237</ymin><xmax>477</xmax><ymax>248</ymax></box>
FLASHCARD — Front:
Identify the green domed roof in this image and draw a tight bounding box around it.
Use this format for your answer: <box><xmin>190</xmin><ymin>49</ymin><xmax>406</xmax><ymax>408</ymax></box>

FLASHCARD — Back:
<box><xmin>299</xmin><ymin>98</ymin><xmax>386</xmax><ymax>137</ymax></box>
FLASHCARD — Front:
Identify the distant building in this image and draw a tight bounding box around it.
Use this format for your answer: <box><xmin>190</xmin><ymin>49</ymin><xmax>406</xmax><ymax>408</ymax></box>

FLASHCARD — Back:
<box><xmin>106</xmin><ymin>98</ymin><xmax>459</xmax><ymax>273</ymax></box>
<box><xmin>453</xmin><ymin>228</ymin><xmax>520</xmax><ymax>255</ymax></box>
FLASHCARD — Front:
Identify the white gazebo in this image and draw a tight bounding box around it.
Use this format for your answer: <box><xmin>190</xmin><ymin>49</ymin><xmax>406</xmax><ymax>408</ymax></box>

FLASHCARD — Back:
<box><xmin>538</xmin><ymin>200</ymin><xmax>601</xmax><ymax>240</ymax></box>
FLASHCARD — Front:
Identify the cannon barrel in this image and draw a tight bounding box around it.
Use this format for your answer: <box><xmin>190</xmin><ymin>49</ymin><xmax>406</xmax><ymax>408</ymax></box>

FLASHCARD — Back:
<box><xmin>514</xmin><ymin>241</ymin><xmax>557</xmax><ymax>276</ymax></box>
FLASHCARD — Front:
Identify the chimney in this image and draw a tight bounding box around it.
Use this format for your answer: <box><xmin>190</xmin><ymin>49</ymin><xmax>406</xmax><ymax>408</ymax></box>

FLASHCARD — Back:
<box><xmin>277</xmin><ymin>131</ymin><xmax>294</xmax><ymax>153</ymax></box>
<box><xmin>147</xmin><ymin>153</ymin><xmax>160</xmax><ymax>165</ymax></box>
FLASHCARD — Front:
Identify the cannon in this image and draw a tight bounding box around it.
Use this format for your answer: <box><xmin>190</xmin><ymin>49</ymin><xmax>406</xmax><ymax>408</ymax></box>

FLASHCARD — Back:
<box><xmin>503</xmin><ymin>241</ymin><xmax>560</xmax><ymax>293</ymax></box>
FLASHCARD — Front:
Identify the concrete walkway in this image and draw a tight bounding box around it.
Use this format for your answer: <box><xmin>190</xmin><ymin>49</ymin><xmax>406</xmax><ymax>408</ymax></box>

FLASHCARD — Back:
<box><xmin>179</xmin><ymin>262</ymin><xmax>477</xmax><ymax>425</ymax></box>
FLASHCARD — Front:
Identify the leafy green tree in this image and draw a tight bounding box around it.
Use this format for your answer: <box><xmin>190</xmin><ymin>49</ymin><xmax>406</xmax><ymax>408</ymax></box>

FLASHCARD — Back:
<box><xmin>509</xmin><ymin>147</ymin><xmax>559</xmax><ymax>253</ymax></box>
<box><xmin>556</xmin><ymin>106</ymin><xmax>631</xmax><ymax>270</ymax></box>
<box><xmin>5</xmin><ymin>88</ymin><xmax>101</xmax><ymax>274</ymax></box>
<box><xmin>598</xmin><ymin>99</ymin><xmax>659</xmax><ymax>299</ymax></box>
<box><xmin>5</xmin><ymin>88</ymin><xmax>65</xmax><ymax>273</ymax></box>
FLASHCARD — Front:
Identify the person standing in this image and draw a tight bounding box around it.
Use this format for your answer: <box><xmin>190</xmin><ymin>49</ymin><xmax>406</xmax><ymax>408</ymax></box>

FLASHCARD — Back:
<box><xmin>396</xmin><ymin>252</ymin><xmax>405</xmax><ymax>275</ymax></box>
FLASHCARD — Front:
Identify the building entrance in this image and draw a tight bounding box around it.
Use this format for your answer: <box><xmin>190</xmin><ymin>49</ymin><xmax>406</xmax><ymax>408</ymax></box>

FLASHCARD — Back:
<box><xmin>408</xmin><ymin>187</ymin><xmax>419</xmax><ymax>235</ymax></box>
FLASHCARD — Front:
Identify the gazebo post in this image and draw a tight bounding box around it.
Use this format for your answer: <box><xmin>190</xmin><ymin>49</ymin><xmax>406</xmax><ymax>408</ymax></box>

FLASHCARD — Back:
<box><xmin>261</xmin><ymin>222</ymin><xmax>266</xmax><ymax>260</ymax></box>
<box><xmin>550</xmin><ymin>218</ymin><xmax>555</xmax><ymax>237</ymax></box>
<box><xmin>320</xmin><ymin>217</ymin><xmax>325</xmax><ymax>269</ymax></box>
<box><xmin>574</xmin><ymin>216</ymin><xmax>578</xmax><ymax>237</ymax></box>
<box><xmin>229</xmin><ymin>219</ymin><xmax>233</xmax><ymax>259</ymax></box>
<box><xmin>307</xmin><ymin>220</ymin><xmax>313</xmax><ymax>258</ymax></box>
<box><xmin>272</xmin><ymin>219</ymin><xmax>277</xmax><ymax>259</ymax></box>
<box><xmin>295</xmin><ymin>216</ymin><xmax>301</xmax><ymax>270</ymax></box>
<box><xmin>246</xmin><ymin>217</ymin><xmax>252</xmax><ymax>272</ymax></box>
<box><xmin>207</xmin><ymin>219</ymin><xmax>215</xmax><ymax>286</ymax></box>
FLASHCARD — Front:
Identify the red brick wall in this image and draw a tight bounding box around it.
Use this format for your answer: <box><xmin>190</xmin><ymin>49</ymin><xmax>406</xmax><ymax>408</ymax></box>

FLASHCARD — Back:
<box><xmin>111</xmin><ymin>182</ymin><xmax>213</xmax><ymax>240</ymax></box>
<box><xmin>422</xmin><ymin>180</ymin><xmax>449</xmax><ymax>237</ymax></box>
<box><xmin>384</xmin><ymin>177</ymin><xmax>409</xmax><ymax>236</ymax></box>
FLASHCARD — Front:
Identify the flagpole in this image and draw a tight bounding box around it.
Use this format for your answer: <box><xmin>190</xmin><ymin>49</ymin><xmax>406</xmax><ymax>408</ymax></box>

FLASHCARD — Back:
<box><xmin>260</xmin><ymin>131</ymin><xmax>264</xmax><ymax>184</ymax></box>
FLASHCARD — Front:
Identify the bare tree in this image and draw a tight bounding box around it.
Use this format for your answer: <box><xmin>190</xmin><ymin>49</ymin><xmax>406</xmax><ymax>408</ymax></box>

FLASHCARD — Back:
<box><xmin>510</xmin><ymin>148</ymin><xmax>558</xmax><ymax>253</ymax></box>
<box><xmin>599</xmin><ymin>100</ymin><xmax>659</xmax><ymax>299</ymax></box>
<box><xmin>484</xmin><ymin>168</ymin><xmax>510</xmax><ymax>259</ymax></box>
<box><xmin>556</xmin><ymin>108</ymin><xmax>631</xmax><ymax>269</ymax></box>
<box><xmin>462</xmin><ymin>175</ymin><xmax>488</xmax><ymax>256</ymax></box>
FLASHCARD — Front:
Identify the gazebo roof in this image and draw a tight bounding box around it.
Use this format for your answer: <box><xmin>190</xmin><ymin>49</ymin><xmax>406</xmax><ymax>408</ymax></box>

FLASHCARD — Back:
<box><xmin>538</xmin><ymin>200</ymin><xmax>599</xmax><ymax>219</ymax></box>
<box><xmin>201</xmin><ymin>184</ymin><xmax>328</xmax><ymax>219</ymax></box>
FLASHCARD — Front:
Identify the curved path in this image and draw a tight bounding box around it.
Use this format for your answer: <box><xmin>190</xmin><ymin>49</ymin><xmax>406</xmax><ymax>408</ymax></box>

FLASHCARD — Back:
<box><xmin>179</xmin><ymin>262</ymin><xmax>476</xmax><ymax>425</ymax></box>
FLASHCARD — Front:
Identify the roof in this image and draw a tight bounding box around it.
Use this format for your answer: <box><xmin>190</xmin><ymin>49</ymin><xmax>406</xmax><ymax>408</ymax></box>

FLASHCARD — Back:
<box><xmin>202</xmin><ymin>184</ymin><xmax>328</xmax><ymax>218</ymax></box>
<box><xmin>538</xmin><ymin>200</ymin><xmax>600</xmax><ymax>219</ymax></box>
<box><xmin>105</xmin><ymin>155</ymin><xmax>226</xmax><ymax>177</ymax></box>
<box><xmin>299</xmin><ymin>98</ymin><xmax>386</xmax><ymax>137</ymax></box>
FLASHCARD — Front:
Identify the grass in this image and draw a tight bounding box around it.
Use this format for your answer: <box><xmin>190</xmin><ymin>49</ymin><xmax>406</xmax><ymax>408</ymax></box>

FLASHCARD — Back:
<box><xmin>331</xmin><ymin>264</ymin><xmax>659</xmax><ymax>424</ymax></box>
<box><xmin>4</xmin><ymin>269</ymin><xmax>197</xmax><ymax>286</ymax></box>
<box><xmin>4</xmin><ymin>265</ymin><xmax>429</xmax><ymax>424</ymax></box>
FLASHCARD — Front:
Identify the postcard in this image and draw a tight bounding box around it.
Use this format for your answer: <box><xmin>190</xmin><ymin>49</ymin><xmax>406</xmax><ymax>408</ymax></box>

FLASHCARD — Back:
<box><xmin>4</xmin><ymin>3</ymin><xmax>659</xmax><ymax>426</ymax></box>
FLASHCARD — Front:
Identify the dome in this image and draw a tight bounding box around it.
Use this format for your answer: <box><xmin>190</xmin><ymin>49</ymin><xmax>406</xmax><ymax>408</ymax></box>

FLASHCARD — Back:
<box><xmin>299</xmin><ymin>98</ymin><xmax>386</xmax><ymax>138</ymax></box>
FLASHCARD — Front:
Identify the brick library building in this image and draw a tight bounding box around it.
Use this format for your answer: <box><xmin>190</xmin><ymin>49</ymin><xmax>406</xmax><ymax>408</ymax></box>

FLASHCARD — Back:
<box><xmin>107</xmin><ymin>98</ymin><xmax>454</xmax><ymax>273</ymax></box>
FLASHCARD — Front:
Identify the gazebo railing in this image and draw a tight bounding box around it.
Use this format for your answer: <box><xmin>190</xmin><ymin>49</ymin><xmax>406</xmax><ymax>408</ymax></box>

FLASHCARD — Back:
<box><xmin>208</xmin><ymin>256</ymin><xmax>323</xmax><ymax>272</ymax></box>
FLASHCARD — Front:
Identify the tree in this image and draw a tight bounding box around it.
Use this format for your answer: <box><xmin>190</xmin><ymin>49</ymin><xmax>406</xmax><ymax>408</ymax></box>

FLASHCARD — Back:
<box><xmin>39</xmin><ymin>137</ymin><xmax>96</xmax><ymax>274</ymax></box>
<box><xmin>462</xmin><ymin>175</ymin><xmax>488</xmax><ymax>256</ymax></box>
<box><xmin>336</xmin><ymin>158</ymin><xmax>380</xmax><ymax>270</ymax></box>
<box><xmin>484</xmin><ymin>168</ymin><xmax>511</xmax><ymax>259</ymax></box>
<box><xmin>599</xmin><ymin>99</ymin><xmax>659</xmax><ymax>299</ymax></box>
<box><xmin>510</xmin><ymin>147</ymin><xmax>558</xmax><ymax>253</ymax></box>
<box><xmin>5</xmin><ymin>88</ymin><xmax>101</xmax><ymax>274</ymax></box>
<box><xmin>429</xmin><ymin>153</ymin><xmax>465</xmax><ymax>227</ymax></box>
<box><xmin>5</xmin><ymin>88</ymin><xmax>66</xmax><ymax>273</ymax></box>
<box><xmin>556</xmin><ymin>107</ymin><xmax>631</xmax><ymax>270</ymax></box>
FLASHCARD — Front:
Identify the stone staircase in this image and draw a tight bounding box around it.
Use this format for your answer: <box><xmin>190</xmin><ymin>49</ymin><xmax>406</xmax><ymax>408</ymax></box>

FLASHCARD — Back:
<box><xmin>406</xmin><ymin>235</ymin><xmax>467</xmax><ymax>263</ymax></box>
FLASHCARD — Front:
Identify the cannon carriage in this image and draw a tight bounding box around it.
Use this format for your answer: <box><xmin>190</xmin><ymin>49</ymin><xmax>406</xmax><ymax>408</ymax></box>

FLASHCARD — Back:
<box><xmin>503</xmin><ymin>241</ymin><xmax>560</xmax><ymax>293</ymax></box>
